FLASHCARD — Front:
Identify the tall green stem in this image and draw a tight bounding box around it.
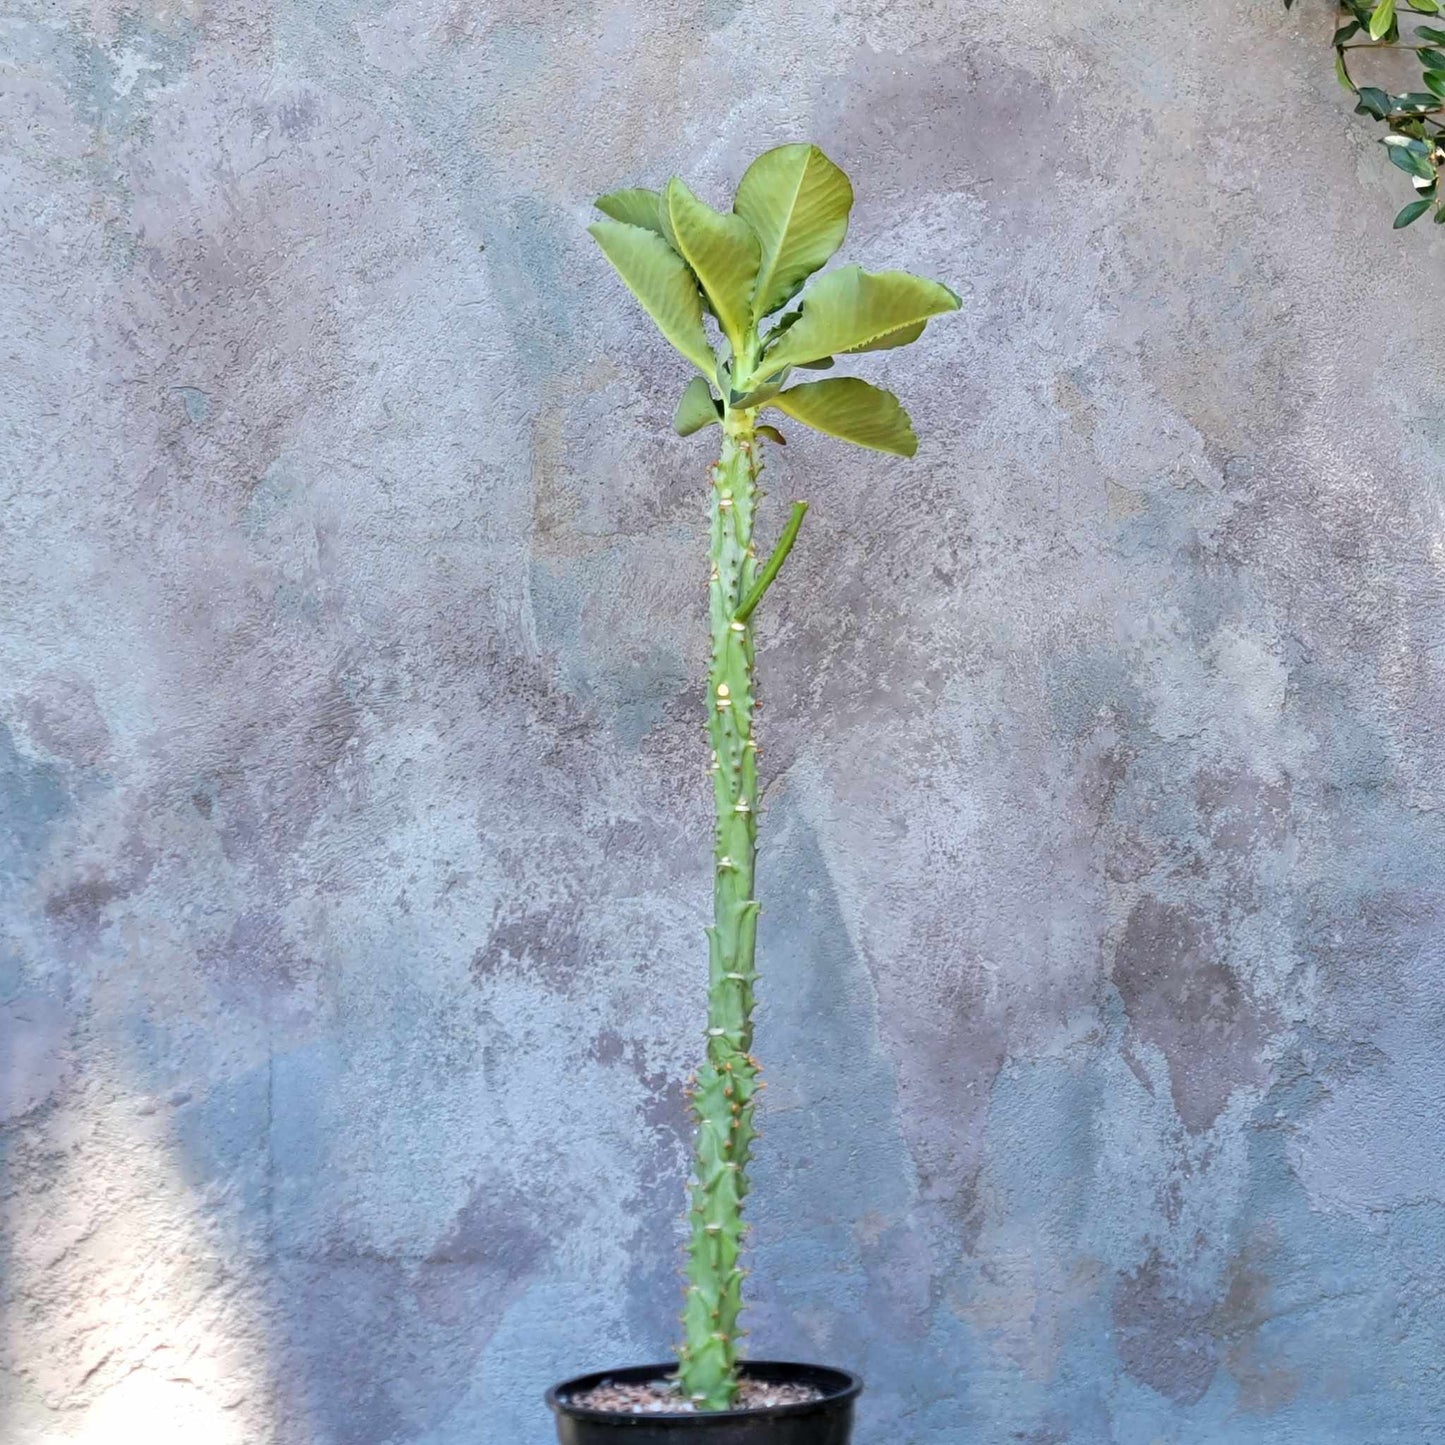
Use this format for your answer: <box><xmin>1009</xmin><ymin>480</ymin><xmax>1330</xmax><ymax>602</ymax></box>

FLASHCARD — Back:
<box><xmin>678</xmin><ymin>410</ymin><xmax>764</xmax><ymax>1409</ymax></box>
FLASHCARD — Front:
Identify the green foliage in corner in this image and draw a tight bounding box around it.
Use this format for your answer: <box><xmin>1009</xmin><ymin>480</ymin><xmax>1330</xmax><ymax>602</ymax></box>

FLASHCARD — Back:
<box><xmin>1289</xmin><ymin>0</ymin><xmax>1445</xmax><ymax>227</ymax></box>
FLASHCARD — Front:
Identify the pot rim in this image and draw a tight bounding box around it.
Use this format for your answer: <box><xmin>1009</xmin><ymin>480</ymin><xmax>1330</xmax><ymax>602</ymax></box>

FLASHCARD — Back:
<box><xmin>546</xmin><ymin>1360</ymin><xmax>863</xmax><ymax>1424</ymax></box>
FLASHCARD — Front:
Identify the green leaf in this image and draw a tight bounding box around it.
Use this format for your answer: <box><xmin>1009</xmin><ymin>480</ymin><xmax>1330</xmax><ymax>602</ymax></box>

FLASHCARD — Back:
<box><xmin>762</xmin><ymin>309</ymin><xmax>802</xmax><ymax>351</ymax></box>
<box><xmin>1408</xmin><ymin>0</ymin><xmax>1439</xmax><ymax>13</ymax></box>
<box><xmin>1419</xmin><ymin>47</ymin><xmax>1445</xmax><ymax>65</ymax></box>
<box><xmin>1394</xmin><ymin>197</ymin><xmax>1433</xmax><ymax>225</ymax></box>
<box><xmin>588</xmin><ymin>220</ymin><xmax>716</xmax><ymax>374</ymax></box>
<box><xmin>1417</xmin><ymin>23</ymin><xmax>1445</xmax><ymax>38</ymax></box>
<box><xmin>595</xmin><ymin>188</ymin><xmax>667</xmax><ymax>237</ymax></box>
<box><xmin>756</xmin><ymin>424</ymin><xmax>787</xmax><ymax>446</ymax></box>
<box><xmin>664</xmin><ymin>177</ymin><xmax>761</xmax><ymax>352</ymax></box>
<box><xmin>1336</xmin><ymin>47</ymin><xmax>1355</xmax><ymax>91</ymax></box>
<box><xmin>674</xmin><ymin>376</ymin><xmax>723</xmax><ymax>435</ymax></box>
<box><xmin>730</xmin><ymin>377</ymin><xmax>787</xmax><ymax>409</ymax></box>
<box><xmin>1355</xmin><ymin>86</ymin><xmax>1393</xmax><ymax>118</ymax></box>
<box><xmin>1397</xmin><ymin>92</ymin><xmax>1441</xmax><ymax>109</ymax></box>
<box><xmin>1435</xmin><ymin>201</ymin><xmax>1445</xmax><ymax>219</ymax></box>
<box><xmin>733</xmin><ymin>144</ymin><xmax>854</xmax><ymax>317</ymax></box>
<box><xmin>1370</xmin><ymin>0</ymin><xmax>1396</xmax><ymax>39</ymax></box>
<box><xmin>1424</xmin><ymin>69</ymin><xmax>1445</xmax><ymax>97</ymax></box>
<box><xmin>762</xmin><ymin>266</ymin><xmax>960</xmax><ymax>373</ymax></box>
<box><xmin>841</xmin><ymin>319</ymin><xmax>928</xmax><ymax>353</ymax></box>
<box><xmin>1333</xmin><ymin>19</ymin><xmax>1363</xmax><ymax>38</ymax></box>
<box><xmin>796</xmin><ymin>356</ymin><xmax>835</xmax><ymax>370</ymax></box>
<box><xmin>769</xmin><ymin>377</ymin><xmax>919</xmax><ymax>456</ymax></box>
<box><xmin>1386</xmin><ymin>142</ymin><xmax>1436</xmax><ymax>178</ymax></box>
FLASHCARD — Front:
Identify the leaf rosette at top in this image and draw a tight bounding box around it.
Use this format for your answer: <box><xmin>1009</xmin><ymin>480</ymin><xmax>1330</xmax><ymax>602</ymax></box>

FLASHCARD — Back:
<box><xmin>588</xmin><ymin>144</ymin><xmax>959</xmax><ymax>455</ymax></box>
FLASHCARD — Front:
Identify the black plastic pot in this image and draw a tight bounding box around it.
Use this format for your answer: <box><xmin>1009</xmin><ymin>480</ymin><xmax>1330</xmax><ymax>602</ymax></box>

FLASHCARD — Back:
<box><xmin>547</xmin><ymin>1362</ymin><xmax>862</xmax><ymax>1445</ymax></box>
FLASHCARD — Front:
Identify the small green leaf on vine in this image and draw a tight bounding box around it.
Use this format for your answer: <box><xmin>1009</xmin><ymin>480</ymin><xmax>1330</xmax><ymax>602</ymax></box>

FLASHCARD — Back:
<box><xmin>1385</xmin><ymin>137</ymin><xmax>1437</xmax><ymax>176</ymax></box>
<box><xmin>1355</xmin><ymin>85</ymin><xmax>1393</xmax><ymax>117</ymax></box>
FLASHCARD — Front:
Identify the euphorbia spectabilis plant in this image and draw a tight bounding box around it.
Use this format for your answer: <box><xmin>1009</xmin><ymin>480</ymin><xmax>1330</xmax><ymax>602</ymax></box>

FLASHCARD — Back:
<box><xmin>588</xmin><ymin>144</ymin><xmax>958</xmax><ymax>1411</ymax></box>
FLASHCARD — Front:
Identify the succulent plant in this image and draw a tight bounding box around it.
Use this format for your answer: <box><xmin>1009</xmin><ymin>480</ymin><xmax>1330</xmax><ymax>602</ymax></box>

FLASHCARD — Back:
<box><xmin>588</xmin><ymin>143</ymin><xmax>958</xmax><ymax>1410</ymax></box>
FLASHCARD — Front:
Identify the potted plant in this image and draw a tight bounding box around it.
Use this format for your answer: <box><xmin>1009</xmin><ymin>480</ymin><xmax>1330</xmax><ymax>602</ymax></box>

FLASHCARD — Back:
<box><xmin>547</xmin><ymin>144</ymin><xmax>959</xmax><ymax>1443</ymax></box>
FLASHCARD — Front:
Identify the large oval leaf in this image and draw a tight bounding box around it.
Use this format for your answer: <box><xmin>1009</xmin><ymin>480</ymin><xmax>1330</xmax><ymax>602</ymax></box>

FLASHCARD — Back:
<box><xmin>595</xmin><ymin>187</ymin><xmax>667</xmax><ymax>237</ymax></box>
<box><xmin>588</xmin><ymin>220</ymin><xmax>716</xmax><ymax>374</ymax></box>
<box><xmin>841</xmin><ymin>319</ymin><xmax>926</xmax><ymax>353</ymax></box>
<box><xmin>768</xmin><ymin>377</ymin><xmax>918</xmax><ymax>456</ymax></box>
<box><xmin>733</xmin><ymin>144</ymin><xmax>854</xmax><ymax>318</ymax></box>
<box><xmin>763</xmin><ymin>267</ymin><xmax>959</xmax><ymax>373</ymax></box>
<box><xmin>665</xmin><ymin>177</ymin><xmax>761</xmax><ymax>352</ymax></box>
<box><xmin>674</xmin><ymin>375</ymin><xmax>723</xmax><ymax>435</ymax></box>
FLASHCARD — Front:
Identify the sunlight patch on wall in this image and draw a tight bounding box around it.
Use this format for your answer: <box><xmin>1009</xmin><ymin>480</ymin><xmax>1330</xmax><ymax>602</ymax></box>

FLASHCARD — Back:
<box><xmin>2</xmin><ymin>1066</ymin><xmax>272</xmax><ymax>1444</ymax></box>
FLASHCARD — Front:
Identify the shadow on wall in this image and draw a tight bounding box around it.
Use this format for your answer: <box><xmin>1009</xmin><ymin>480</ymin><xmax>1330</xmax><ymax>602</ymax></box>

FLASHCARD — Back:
<box><xmin>1</xmin><ymin>729</ymin><xmax>72</xmax><ymax>1439</ymax></box>
<box><xmin>0</xmin><ymin>722</ymin><xmax>281</xmax><ymax>1443</ymax></box>
<box><xmin>0</xmin><ymin>705</ymin><xmax>557</xmax><ymax>1443</ymax></box>
<box><xmin>9</xmin><ymin>612</ymin><xmax>1445</xmax><ymax>1445</ymax></box>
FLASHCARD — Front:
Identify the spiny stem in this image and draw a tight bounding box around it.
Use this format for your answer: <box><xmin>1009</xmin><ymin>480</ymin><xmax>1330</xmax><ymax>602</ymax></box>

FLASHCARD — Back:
<box><xmin>677</xmin><ymin>413</ymin><xmax>765</xmax><ymax>1410</ymax></box>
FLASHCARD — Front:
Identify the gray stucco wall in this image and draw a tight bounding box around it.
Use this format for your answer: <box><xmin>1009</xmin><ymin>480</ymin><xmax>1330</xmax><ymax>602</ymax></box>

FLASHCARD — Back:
<box><xmin>4</xmin><ymin>2</ymin><xmax>1445</xmax><ymax>1441</ymax></box>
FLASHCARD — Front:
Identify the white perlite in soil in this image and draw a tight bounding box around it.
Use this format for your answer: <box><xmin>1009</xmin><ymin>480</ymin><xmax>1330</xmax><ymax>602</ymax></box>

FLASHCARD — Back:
<box><xmin>570</xmin><ymin>1377</ymin><xmax>824</xmax><ymax>1414</ymax></box>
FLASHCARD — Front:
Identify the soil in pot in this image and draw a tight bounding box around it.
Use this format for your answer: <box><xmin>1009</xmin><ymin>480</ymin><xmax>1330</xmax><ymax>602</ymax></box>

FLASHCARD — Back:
<box><xmin>548</xmin><ymin>1361</ymin><xmax>861</xmax><ymax>1445</ymax></box>
<box><xmin>573</xmin><ymin>1377</ymin><xmax>823</xmax><ymax>1414</ymax></box>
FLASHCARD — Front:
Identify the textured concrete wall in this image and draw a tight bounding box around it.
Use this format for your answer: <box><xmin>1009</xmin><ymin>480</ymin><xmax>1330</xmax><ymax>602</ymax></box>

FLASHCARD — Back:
<box><xmin>4</xmin><ymin>2</ymin><xmax>1445</xmax><ymax>1441</ymax></box>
